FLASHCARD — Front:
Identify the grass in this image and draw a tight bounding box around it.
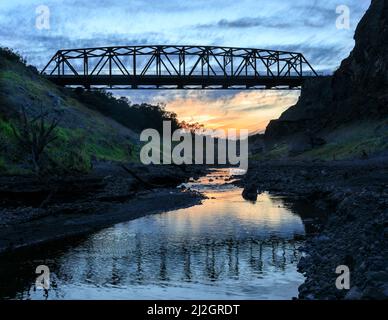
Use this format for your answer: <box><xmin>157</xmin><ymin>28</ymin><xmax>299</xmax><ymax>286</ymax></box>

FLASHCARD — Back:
<box><xmin>85</xmin><ymin>142</ymin><xmax>129</xmax><ymax>162</ymax></box>
<box><xmin>0</xmin><ymin>50</ymin><xmax>140</xmax><ymax>175</ymax></box>
<box><xmin>302</xmin><ymin>136</ymin><xmax>388</xmax><ymax>160</ymax></box>
<box><xmin>48</xmin><ymin>127</ymin><xmax>135</xmax><ymax>172</ymax></box>
<box><xmin>0</xmin><ymin>117</ymin><xmax>14</xmax><ymax>138</ymax></box>
<box><xmin>250</xmin><ymin>143</ymin><xmax>289</xmax><ymax>161</ymax></box>
<box><xmin>0</xmin><ymin>116</ymin><xmax>137</xmax><ymax>175</ymax></box>
<box><xmin>0</xmin><ymin>70</ymin><xmax>24</xmax><ymax>85</ymax></box>
<box><xmin>300</xmin><ymin>121</ymin><xmax>388</xmax><ymax>160</ymax></box>
<box><xmin>0</xmin><ymin>69</ymin><xmax>55</xmax><ymax>106</ymax></box>
<box><xmin>248</xmin><ymin>121</ymin><xmax>388</xmax><ymax>161</ymax></box>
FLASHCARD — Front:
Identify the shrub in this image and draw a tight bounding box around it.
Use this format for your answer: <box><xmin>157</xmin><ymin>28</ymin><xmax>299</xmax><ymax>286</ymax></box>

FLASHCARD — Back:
<box><xmin>0</xmin><ymin>47</ymin><xmax>26</xmax><ymax>65</ymax></box>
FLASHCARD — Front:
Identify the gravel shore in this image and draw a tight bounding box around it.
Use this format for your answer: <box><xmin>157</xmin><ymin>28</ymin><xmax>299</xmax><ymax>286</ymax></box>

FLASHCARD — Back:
<box><xmin>0</xmin><ymin>163</ymin><xmax>206</xmax><ymax>255</ymax></box>
<box><xmin>237</xmin><ymin>158</ymin><xmax>388</xmax><ymax>300</ymax></box>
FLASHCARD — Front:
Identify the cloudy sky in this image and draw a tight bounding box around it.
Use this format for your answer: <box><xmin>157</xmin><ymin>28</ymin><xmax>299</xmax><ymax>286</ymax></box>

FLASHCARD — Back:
<box><xmin>0</xmin><ymin>0</ymin><xmax>371</xmax><ymax>132</ymax></box>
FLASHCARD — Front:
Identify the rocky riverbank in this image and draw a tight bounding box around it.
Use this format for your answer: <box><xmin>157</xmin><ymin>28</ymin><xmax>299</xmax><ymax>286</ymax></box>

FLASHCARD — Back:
<box><xmin>237</xmin><ymin>158</ymin><xmax>388</xmax><ymax>299</ymax></box>
<box><xmin>0</xmin><ymin>162</ymin><xmax>207</xmax><ymax>255</ymax></box>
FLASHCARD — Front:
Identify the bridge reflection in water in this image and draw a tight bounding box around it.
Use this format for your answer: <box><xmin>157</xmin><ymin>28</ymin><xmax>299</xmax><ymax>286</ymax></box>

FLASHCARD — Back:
<box><xmin>66</xmin><ymin>236</ymin><xmax>302</xmax><ymax>286</ymax></box>
<box><xmin>41</xmin><ymin>45</ymin><xmax>318</xmax><ymax>90</ymax></box>
<box><xmin>0</xmin><ymin>171</ymin><xmax>312</xmax><ymax>300</ymax></box>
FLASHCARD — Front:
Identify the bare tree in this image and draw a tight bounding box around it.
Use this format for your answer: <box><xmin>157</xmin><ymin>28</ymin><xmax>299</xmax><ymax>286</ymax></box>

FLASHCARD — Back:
<box><xmin>180</xmin><ymin>121</ymin><xmax>204</xmax><ymax>134</ymax></box>
<box><xmin>12</xmin><ymin>105</ymin><xmax>61</xmax><ymax>174</ymax></box>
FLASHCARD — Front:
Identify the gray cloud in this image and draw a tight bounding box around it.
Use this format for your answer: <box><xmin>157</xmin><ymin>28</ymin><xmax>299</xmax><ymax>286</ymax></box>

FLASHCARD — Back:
<box><xmin>197</xmin><ymin>17</ymin><xmax>293</xmax><ymax>29</ymax></box>
<box><xmin>0</xmin><ymin>1</ymin><xmax>369</xmax><ymax>73</ymax></box>
<box><xmin>195</xmin><ymin>4</ymin><xmax>339</xmax><ymax>30</ymax></box>
<box><xmin>273</xmin><ymin>43</ymin><xmax>353</xmax><ymax>72</ymax></box>
<box><xmin>195</xmin><ymin>2</ymin><xmax>369</xmax><ymax>31</ymax></box>
<box><xmin>237</xmin><ymin>104</ymin><xmax>281</xmax><ymax>113</ymax></box>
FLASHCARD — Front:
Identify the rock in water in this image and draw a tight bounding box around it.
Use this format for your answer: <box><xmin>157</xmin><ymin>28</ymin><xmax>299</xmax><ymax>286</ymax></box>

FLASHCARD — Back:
<box><xmin>242</xmin><ymin>184</ymin><xmax>258</xmax><ymax>201</ymax></box>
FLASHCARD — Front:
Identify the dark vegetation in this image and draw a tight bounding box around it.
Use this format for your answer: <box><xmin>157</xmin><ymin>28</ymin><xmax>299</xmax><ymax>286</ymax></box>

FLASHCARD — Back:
<box><xmin>0</xmin><ymin>48</ymin><xmax>26</xmax><ymax>64</ymax></box>
<box><xmin>0</xmin><ymin>46</ymin><xmax>203</xmax><ymax>175</ymax></box>
<box><xmin>0</xmin><ymin>47</ymin><xmax>128</xmax><ymax>174</ymax></box>
<box><xmin>11</xmin><ymin>105</ymin><xmax>61</xmax><ymax>175</ymax></box>
<box><xmin>73</xmin><ymin>89</ymin><xmax>182</xmax><ymax>134</ymax></box>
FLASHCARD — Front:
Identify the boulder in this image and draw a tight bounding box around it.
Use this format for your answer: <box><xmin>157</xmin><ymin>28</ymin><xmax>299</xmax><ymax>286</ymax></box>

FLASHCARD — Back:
<box><xmin>242</xmin><ymin>184</ymin><xmax>258</xmax><ymax>201</ymax></box>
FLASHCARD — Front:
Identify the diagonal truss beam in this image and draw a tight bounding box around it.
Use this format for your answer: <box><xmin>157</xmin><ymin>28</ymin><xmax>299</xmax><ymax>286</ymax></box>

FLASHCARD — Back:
<box><xmin>41</xmin><ymin>45</ymin><xmax>319</xmax><ymax>89</ymax></box>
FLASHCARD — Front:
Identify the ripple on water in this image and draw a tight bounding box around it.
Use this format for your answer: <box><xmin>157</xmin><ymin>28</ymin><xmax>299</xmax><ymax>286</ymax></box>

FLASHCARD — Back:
<box><xmin>0</xmin><ymin>169</ymin><xmax>306</xmax><ymax>300</ymax></box>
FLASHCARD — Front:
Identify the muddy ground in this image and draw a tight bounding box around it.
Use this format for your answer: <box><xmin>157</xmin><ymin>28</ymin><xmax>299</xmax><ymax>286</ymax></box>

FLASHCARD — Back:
<box><xmin>0</xmin><ymin>162</ymin><xmax>207</xmax><ymax>254</ymax></box>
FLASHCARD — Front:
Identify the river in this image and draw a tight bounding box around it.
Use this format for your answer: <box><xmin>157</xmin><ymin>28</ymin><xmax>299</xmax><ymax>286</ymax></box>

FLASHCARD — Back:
<box><xmin>0</xmin><ymin>168</ymin><xmax>312</xmax><ymax>300</ymax></box>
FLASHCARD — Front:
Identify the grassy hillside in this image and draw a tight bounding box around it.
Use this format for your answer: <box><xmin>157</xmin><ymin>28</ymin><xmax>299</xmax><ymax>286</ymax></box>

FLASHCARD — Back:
<box><xmin>300</xmin><ymin>120</ymin><xmax>388</xmax><ymax>160</ymax></box>
<box><xmin>0</xmin><ymin>48</ymin><xmax>140</xmax><ymax>175</ymax></box>
<box><xmin>250</xmin><ymin>119</ymin><xmax>388</xmax><ymax>161</ymax></box>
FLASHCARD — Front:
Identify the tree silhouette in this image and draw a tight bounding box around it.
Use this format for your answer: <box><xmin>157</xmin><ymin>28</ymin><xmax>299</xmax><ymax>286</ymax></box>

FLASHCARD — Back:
<box><xmin>12</xmin><ymin>105</ymin><xmax>61</xmax><ymax>174</ymax></box>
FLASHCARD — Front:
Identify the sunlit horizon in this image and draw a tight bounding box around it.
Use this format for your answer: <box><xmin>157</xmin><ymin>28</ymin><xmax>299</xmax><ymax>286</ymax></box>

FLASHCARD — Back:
<box><xmin>122</xmin><ymin>90</ymin><xmax>300</xmax><ymax>133</ymax></box>
<box><xmin>0</xmin><ymin>0</ymin><xmax>370</xmax><ymax>133</ymax></box>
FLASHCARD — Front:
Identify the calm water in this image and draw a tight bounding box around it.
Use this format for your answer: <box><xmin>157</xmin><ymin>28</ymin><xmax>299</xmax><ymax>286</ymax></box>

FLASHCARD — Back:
<box><xmin>0</xmin><ymin>169</ymin><xmax>309</xmax><ymax>300</ymax></box>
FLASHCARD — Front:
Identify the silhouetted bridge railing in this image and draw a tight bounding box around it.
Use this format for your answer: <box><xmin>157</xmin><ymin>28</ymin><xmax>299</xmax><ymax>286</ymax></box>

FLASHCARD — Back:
<box><xmin>41</xmin><ymin>45</ymin><xmax>319</xmax><ymax>90</ymax></box>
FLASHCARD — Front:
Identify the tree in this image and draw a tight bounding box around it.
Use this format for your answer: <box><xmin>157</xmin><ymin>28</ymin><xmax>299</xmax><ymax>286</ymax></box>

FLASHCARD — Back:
<box><xmin>180</xmin><ymin>121</ymin><xmax>204</xmax><ymax>134</ymax></box>
<box><xmin>12</xmin><ymin>105</ymin><xmax>61</xmax><ymax>174</ymax></box>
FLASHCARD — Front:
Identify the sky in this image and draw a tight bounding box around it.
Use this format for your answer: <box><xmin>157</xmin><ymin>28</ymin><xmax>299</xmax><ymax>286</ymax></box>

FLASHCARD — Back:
<box><xmin>0</xmin><ymin>0</ymin><xmax>371</xmax><ymax>133</ymax></box>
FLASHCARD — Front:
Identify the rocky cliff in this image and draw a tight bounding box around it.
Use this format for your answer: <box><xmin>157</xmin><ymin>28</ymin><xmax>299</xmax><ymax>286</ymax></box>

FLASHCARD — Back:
<box><xmin>265</xmin><ymin>0</ymin><xmax>388</xmax><ymax>157</ymax></box>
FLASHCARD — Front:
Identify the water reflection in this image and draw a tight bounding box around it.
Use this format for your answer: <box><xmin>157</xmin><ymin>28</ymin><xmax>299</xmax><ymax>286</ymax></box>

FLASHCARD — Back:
<box><xmin>0</xmin><ymin>169</ymin><xmax>310</xmax><ymax>300</ymax></box>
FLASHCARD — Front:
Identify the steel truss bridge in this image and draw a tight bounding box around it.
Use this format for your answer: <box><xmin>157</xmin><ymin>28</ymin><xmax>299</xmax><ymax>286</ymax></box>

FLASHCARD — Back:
<box><xmin>41</xmin><ymin>45</ymin><xmax>318</xmax><ymax>90</ymax></box>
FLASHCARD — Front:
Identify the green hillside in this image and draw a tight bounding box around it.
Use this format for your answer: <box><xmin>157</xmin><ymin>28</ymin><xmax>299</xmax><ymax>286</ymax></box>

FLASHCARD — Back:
<box><xmin>0</xmin><ymin>48</ymin><xmax>141</xmax><ymax>175</ymax></box>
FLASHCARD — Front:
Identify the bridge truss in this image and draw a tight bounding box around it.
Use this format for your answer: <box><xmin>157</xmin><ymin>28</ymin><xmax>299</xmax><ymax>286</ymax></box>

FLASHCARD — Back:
<box><xmin>41</xmin><ymin>45</ymin><xmax>318</xmax><ymax>90</ymax></box>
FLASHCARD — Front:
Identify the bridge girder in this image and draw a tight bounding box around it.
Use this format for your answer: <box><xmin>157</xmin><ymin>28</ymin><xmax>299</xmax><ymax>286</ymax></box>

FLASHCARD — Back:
<box><xmin>41</xmin><ymin>45</ymin><xmax>318</xmax><ymax>90</ymax></box>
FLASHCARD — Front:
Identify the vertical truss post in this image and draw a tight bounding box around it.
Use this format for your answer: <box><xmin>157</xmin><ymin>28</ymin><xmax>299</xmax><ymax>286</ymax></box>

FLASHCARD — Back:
<box><xmin>56</xmin><ymin>55</ymin><xmax>60</xmax><ymax>76</ymax></box>
<box><xmin>61</xmin><ymin>53</ymin><xmax>64</xmax><ymax>76</ymax></box>
<box><xmin>206</xmin><ymin>49</ymin><xmax>210</xmax><ymax>77</ymax></box>
<box><xmin>299</xmin><ymin>54</ymin><xmax>303</xmax><ymax>77</ymax></box>
<box><xmin>201</xmin><ymin>50</ymin><xmax>205</xmax><ymax>77</ymax></box>
<box><xmin>133</xmin><ymin>47</ymin><xmax>137</xmax><ymax>76</ymax></box>
<box><xmin>83</xmin><ymin>50</ymin><xmax>88</xmax><ymax>76</ymax></box>
<box><xmin>41</xmin><ymin>45</ymin><xmax>318</xmax><ymax>89</ymax></box>
<box><xmin>254</xmin><ymin>52</ymin><xmax>257</xmax><ymax>78</ymax></box>
<box><xmin>182</xmin><ymin>48</ymin><xmax>186</xmax><ymax>76</ymax></box>
<box><xmin>108</xmin><ymin>48</ymin><xmax>113</xmax><ymax>88</ymax></box>
<box><xmin>156</xmin><ymin>47</ymin><xmax>161</xmax><ymax>77</ymax></box>
<box><xmin>230</xmin><ymin>49</ymin><xmax>234</xmax><ymax>77</ymax></box>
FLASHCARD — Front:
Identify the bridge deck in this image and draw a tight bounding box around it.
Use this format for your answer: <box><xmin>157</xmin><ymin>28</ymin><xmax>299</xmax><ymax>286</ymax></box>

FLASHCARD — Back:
<box><xmin>45</xmin><ymin>75</ymin><xmax>315</xmax><ymax>89</ymax></box>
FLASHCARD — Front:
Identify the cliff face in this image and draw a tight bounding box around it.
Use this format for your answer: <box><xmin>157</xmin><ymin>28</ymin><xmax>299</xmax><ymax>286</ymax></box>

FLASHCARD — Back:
<box><xmin>265</xmin><ymin>0</ymin><xmax>388</xmax><ymax>145</ymax></box>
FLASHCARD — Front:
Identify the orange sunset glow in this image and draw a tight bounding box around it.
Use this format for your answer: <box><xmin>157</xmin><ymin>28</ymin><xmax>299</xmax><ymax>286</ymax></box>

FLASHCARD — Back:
<box><xmin>156</xmin><ymin>91</ymin><xmax>300</xmax><ymax>133</ymax></box>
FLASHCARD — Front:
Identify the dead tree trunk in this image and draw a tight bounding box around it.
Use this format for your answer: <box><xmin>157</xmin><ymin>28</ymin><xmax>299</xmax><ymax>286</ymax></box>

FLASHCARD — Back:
<box><xmin>11</xmin><ymin>105</ymin><xmax>61</xmax><ymax>175</ymax></box>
